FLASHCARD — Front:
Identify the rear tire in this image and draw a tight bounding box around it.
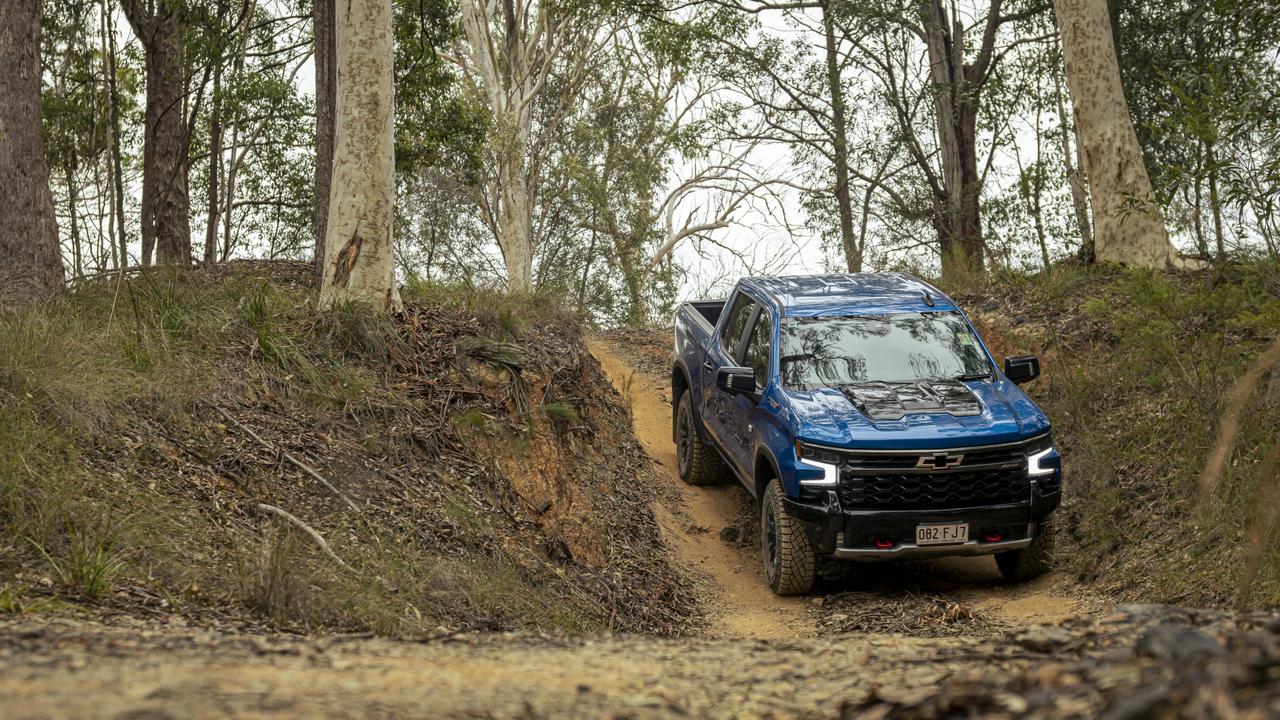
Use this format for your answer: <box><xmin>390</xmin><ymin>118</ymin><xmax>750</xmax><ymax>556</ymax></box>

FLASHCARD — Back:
<box><xmin>761</xmin><ymin>478</ymin><xmax>816</xmax><ymax>595</ymax></box>
<box><xmin>996</xmin><ymin>518</ymin><xmax>1056</xmax><ymax>581</ymax></box>
<box><xmin>675</xmin><ymin>392</ymin><xmax>725</xmax><ymax>486</ymax></box>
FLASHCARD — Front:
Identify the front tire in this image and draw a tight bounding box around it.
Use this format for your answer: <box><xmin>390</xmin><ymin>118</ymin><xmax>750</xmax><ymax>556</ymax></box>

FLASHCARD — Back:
<box><xmin>996</xmin><ymin>518</ymin><xmax>1056</xmax><ymax>581</ymax></box>
<box><xmin>761</xmin><ymin>478</ymin><xmax>816</xmax><ymax>595</ymax></box>
<box><xmin>675</xmin><ymin>392</ymin><xmax>725</xmax><ymax>486</ymax></box>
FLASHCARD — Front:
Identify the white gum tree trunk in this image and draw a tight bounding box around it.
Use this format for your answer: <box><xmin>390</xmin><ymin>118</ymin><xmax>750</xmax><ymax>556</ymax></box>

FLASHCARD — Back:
<box><xmin>455</xmin><ymin>0</ymin><xmax>535</xmax><ymax>292</ymax></box>
<box><xmin>1054</xmin><ymin>0</ymin><xmax>1179</xmax><ymax>268</ymax></box>
<box><xmin>455</xmin><ymin>0</ymin><xmax>588</xmax><ymax>292</ymax></box>
<box><xmin>318</xmin><ymin>0</ymin><xmax>400</xmax><ymax>311</ymax></box>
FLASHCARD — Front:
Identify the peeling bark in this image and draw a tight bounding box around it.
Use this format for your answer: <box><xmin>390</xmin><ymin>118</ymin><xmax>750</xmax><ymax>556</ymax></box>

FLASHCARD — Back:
<box><xmin>0</xmin><ymin>0</ymin><xmax>65</xmax><ymax>309</ymax></box>
<box><xmin>318</xmin><ymin>0</ymin><xmax>400</xmax><ymax>312</ymax></box>
<box><xmin>1054</xmin><ymin>0</ymin><xmax>1178</xmax><ymax>269</ymax></box>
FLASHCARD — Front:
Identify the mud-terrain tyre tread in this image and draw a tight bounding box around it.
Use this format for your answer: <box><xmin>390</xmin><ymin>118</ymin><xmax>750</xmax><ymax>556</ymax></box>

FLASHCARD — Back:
<box><xmin>675</xmin><ymin>393</ymin><xmax>725</xmax><ymax>486</ymax></box>
<box><xmin>996</xmin><ymin>518</ymin><xmax>1056</xmax><ymax>581</ymax></box>
<box><xmin>762</xmin><ymin>479</ymin><xmax>816</xmax><ymax>595</ymax></box>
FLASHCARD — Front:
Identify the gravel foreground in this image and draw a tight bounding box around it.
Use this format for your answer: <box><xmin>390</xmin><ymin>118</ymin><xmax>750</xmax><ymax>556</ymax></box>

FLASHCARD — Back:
<box><xmin>1</xmin><ymin>603</ymin><xmax>1276</xmax><ymax>719</ymax></box>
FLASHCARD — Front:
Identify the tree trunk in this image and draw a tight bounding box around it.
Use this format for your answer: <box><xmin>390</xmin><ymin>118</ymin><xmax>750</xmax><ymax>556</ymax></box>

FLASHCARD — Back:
<box><xmin>103</xmin><ymin>0</ymin><xmax>128</xmax><ymax>268</ymax></box>
<box><xmin>318</xmin><ymin>0</ymin><xmax>400</xmax><ymax>311</ymax></box>
<box><xmin>458</xmin><ymin>0</ymin><xmax>536</xmax><ymax>293</ymax></box>
<box><xmin>923</xmin><ymin>0</ymin><xmax>984</xmax><ymax>279</ymax></box>
<box><xmin>204</xmin><ymin>57</ymin><xmax>222</xmax><ymax>265</ymax></box>
<box><xmin>65</xmin><ymin>152</ymin><xmax>84</xmax><ymax>279</ymax></box>
<box><xmin>1029</xmin><ymin>104</ymin><xmax>1049</xmax><ymax>269</ymax></box>
<box><xmin>0</xmin><ymin>0</ymin><xmax>65</xmax><ymax>309</ymax></box>
<box><xmin>122</xmin><ymin>0</ymin><xmax>192</xmax><ymax>267</ymax></box>
<box><xmin>822</xmin><ymin>0</ymin><xmax>859</xmax><ymax>272</ymax></box>
<box><xmin>496</xmin><ymin>160</ymin><xmax>533</xmax><ymax>291</ymax></box>
<box><xmin>1206</xmin><ymin>138</ymin><xmax>1225</xmax><ymax>260</ymax></box>
<box><xmin>1054</xmin><ymin>0</ymin><xmax>1177</xmax><ymax>268</ymax></box>
<box><xmin>1053</xmin><ymin>69</ymin><xmax>1093</xmax><ymax>260</ymax></box>
<box><xmin>314</xmin><ymin>0</ymin><xmax>336</xmax><ymax>282</ymax></box>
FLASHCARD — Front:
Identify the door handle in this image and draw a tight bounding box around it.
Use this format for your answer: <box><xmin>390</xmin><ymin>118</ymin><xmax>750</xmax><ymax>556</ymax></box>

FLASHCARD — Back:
<box><xmin>702</xmin><ymin>361</ymin><xmax>715</xmax><ymax>370</ymax></box>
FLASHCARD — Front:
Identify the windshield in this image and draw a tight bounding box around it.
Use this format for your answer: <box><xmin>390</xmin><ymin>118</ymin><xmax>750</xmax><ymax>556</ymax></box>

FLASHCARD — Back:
<box><xmin>779</xmin><ymin>312</ymin><xmax>991</xmax><ymax>389</ymax></box>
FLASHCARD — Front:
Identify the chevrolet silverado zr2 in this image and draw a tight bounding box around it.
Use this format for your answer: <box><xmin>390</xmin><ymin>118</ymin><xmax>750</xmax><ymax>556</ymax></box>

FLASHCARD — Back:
<box><xmin>671</xmin><ymin>273</ymin><xmax>1061</xmax><ymax>594</ymax></box>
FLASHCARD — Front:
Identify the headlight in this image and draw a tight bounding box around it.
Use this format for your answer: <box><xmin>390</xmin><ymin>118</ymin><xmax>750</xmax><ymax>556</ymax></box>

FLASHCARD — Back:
<box><xmin>796</xmin><ymin>441</ymin><xmax>839</xmax><ymax>486</ymax></box>
<box><xmin>1026</xmin><ymin>434</ymin><xmax>1059</xmax><ymax>477</ymax></box>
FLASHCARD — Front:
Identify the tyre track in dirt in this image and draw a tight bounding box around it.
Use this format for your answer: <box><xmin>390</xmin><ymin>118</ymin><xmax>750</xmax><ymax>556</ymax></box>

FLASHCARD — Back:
<box><xmin>589</xmin><ymin>339</ymin><xmax>807</xmax><ymax>640</ymax></box>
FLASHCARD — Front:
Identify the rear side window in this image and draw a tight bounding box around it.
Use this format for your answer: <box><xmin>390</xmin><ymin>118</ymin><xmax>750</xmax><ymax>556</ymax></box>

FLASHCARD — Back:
<box><xmin>742</xmin><ymin>313</ymin><xmax>772</xmax><ymax>387</ymax></box>
<box><xmin>720</xmin><ymin>293</ymin><xmax>758</xmax><ymax>359</ymax></box>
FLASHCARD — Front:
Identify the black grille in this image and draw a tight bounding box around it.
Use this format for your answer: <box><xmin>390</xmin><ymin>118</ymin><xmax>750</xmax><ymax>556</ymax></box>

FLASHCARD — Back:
<box><xmin>842</xmin><ymin>444</ymin><xmax>1027</xmax><ymax>472</ymax></box>
<box><xmin>838</xmin><ymin>466</ymin><xmax>1029</xmax><ymax>509</ymax></box>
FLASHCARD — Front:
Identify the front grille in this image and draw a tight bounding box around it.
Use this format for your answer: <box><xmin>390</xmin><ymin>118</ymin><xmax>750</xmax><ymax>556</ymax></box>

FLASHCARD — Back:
<box><xmin>823</xmin><ymin>436</ymin><xmax>1045</xmax><ymax>510</ymax></box>
<box><xmin>842</xmin><ymin>444</ymin><xmax>1027</xmax><ymax>472</ymax></box>
<box><xmin>838</xmin><ymin>466</ymin><xmax>1029</xmax><ymax>509</ymax></box>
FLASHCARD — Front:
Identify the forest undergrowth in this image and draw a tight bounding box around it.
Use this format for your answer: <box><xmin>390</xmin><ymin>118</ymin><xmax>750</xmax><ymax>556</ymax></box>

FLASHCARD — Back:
<box><xmin>0</xmin><ymin>261</ymin><xmax>699</xmax><ymax>635</ymax></box>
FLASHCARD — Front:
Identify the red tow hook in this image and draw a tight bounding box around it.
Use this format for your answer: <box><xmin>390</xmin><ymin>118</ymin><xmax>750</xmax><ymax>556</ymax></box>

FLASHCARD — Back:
<box><xmin>874</xmin><ymin>538</ymin><xmax>894</xmax><ymax>549</ymax></box>
<box><xmin>983</xmin><ymin>531</ymin><xmax>1003</xmax><ymax>543</ymax></box>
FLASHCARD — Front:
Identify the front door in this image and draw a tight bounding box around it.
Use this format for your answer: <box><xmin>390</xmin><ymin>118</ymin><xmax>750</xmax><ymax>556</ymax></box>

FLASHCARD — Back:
<box><xmin>722</xmin><ymin>307</ymin><xmax>772</xmax><ymax>474</ymax></box>
<box><xmin>703</xmin><ymin>291</ymin><xmax>757</xmax><ymax>457</ymax></box>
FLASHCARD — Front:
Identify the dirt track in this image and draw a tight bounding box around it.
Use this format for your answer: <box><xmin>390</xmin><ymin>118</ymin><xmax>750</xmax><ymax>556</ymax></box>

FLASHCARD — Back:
<box><xmin>0</xmin><ymin>339</ymin><xmax>1143</xmax><ymax>719</ymax></box>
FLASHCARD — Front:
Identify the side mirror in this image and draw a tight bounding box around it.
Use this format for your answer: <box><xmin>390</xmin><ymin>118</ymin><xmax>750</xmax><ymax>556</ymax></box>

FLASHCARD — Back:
<box><xmin>1004</xmin><ymin>355</ymin><xmax>1041</xmax><ymax>384</ymax></box>
<box><xmin>716</xmin><ymin>366</ymin><xmax>757</xmax><ymax>395</ymax></box>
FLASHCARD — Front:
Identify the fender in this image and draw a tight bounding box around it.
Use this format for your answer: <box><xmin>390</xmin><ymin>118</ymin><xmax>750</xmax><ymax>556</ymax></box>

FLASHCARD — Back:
<box><xmin>752</xmin><ymin>445</ymin><xmax>782</xmax><ymax>501</ymax></box>
<box><xmin>670</xmin><ymin>357</ymin><xmax>714</xmax><ymax>446</ymax></box>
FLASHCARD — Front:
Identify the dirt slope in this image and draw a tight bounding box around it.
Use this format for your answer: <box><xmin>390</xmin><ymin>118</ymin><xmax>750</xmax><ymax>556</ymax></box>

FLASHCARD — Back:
<box><xmin>590</xmin><ymin>338</ymin><xmax>805</xmax><ymax>639</ymax></box>
<box><xmin>3</xmin><ymin>331</ymin><xmax>1277</xmax><ymax>718</ymax></box>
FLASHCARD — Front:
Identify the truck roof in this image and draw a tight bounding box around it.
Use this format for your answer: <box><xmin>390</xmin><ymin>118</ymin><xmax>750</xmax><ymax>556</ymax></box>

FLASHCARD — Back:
<box><xmin>742</xmin><ymin>272</ymin><xmax>956</xmax><ymax>317</ymax></box>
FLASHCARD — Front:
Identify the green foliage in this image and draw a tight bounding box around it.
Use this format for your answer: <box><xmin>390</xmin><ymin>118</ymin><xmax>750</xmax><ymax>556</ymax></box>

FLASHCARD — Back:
<box><xmin>0</xmin><ymin>586</ymin><xmax>22</xmax><ymax>614</ymax></box>
<box><xmin>541</xmin><ymin>401</ymin><xmax>580</xmax><ymax>424</ymax></box>
<box><xmin>61</xmin><ymin>523</ymin><xmax>130</xmax><ymax>600</ymax></box>
<box><xmin>0</xmin><ymin>270</ymin><xmax>651</xmax><ymax>634</ymax></box>
<box><xmin>1113</xmin><ymin>0</ymin><xmax>1280</xmax><ymax>255</ymax></box>
<box><xmin>393</xmin><ymin>0</ymin><xmax>486</xmax><ymax>176</ymax></box>
<box><xmin>963</xmin><ymin>263</ymin><xmax>1280</xmax><ymax>606</ymax></box>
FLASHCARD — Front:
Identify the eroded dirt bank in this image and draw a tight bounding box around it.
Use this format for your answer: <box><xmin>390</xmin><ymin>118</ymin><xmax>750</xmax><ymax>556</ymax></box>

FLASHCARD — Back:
<box><xmin>1</xmin><ymin>333</ymin><xmax>1276</xmax><ymax>719</ymax></box>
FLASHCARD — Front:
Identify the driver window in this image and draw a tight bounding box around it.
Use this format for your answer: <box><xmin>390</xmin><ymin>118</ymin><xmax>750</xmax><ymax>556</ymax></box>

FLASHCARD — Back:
<box><xmin>720</xmin><ymin>293</ymin><xmax>758</xmax><ymax>358</ymax></box>
<box><xmin>742</xmin><ymin>312</ymin><xmax>772</xmax><ymax>388</ymax></box>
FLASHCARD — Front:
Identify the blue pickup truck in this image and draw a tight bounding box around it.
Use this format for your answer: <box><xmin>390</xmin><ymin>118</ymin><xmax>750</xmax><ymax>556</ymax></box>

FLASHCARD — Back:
<box><xmin>672</xmin><ymin>273</ymin><xmax>1061</xmax><ymax>594</ymax></box>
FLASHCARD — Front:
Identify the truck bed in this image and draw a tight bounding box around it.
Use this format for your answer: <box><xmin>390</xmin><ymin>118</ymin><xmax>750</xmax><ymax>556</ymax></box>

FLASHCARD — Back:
<box><xmin>684</xmin><ymin>300</ymin><xmax>725</xmax><ymax>330</ymax></box>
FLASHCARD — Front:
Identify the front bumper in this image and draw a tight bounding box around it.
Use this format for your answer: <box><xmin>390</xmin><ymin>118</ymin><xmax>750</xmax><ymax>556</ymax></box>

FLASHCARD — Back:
<box><xmin>782</xmin><ymin>484</ymin><xmax>1060</xmax><ymax>560</ymax></box>
<box><xmin>833</xmin><ymin>536</ymin><xmax>1031</xmax><ymax>560</ymax></box>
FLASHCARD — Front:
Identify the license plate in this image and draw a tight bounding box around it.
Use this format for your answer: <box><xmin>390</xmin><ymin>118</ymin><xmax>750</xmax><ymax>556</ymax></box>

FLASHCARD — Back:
<box><xmin>916</xmin><ymin>523</ymin><xmax>968</xmax><ymax>546</ymax></box>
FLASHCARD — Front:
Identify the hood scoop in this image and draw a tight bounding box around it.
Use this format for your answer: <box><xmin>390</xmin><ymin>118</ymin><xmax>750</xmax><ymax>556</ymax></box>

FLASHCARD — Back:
<box><xmin>839</xmin><ymin>380</ymin><xmax>983</xmax><ymax>421</ymax></box>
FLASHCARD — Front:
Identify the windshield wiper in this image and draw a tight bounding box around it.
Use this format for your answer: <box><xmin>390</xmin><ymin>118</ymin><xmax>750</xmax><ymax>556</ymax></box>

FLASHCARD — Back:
<box><xmin>954</xmin><ymin>372</ymin><xmax>992</xmax><ymax>381</ymax></box>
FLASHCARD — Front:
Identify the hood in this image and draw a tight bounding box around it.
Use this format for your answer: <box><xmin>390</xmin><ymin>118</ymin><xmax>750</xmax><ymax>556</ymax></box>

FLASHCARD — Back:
<box><xmin>839</xmin><ymin>380</ymin><xmax>982</xmax><ymax>421</ymax></box>
<box><xmin>779</xmin><ymin>378</ymin><xmax>1050</xmax><ymax>449</ymax></box>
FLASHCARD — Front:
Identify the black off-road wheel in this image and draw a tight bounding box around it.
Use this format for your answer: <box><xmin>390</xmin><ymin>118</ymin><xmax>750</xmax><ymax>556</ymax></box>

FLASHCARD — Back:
<box><xmin>675</xmin><ymin>392</ymin><xmax>725</xmax><ymax>486</ymax></box>
<box><xmin>761</xmin><ymin>478</ymin><xmax>816</xmax><ymax>595</ymax></box>
<box><xmin>996</xmin><ymin>518</ymin><xmax>1056</xmax><ymax>581</ymax></box>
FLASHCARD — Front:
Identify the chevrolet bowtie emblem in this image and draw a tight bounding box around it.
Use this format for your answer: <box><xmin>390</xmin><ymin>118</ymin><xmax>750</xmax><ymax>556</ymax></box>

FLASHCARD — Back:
<box><xmin>917</xmin><ymin>453</ymin><xmax>964</xmax><ymax>469</ymax></box>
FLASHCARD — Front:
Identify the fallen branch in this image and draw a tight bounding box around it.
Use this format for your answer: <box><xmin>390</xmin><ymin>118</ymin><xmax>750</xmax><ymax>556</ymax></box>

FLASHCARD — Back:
<box><xmin>256</xmin><ymin>503</ymin><xmax>355</xmax><ymax>574</ymax></box>
<box><xmin>214</xmin><ymin>404</ymin><xmax>361</xmax><ymax>513</ymax></box>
